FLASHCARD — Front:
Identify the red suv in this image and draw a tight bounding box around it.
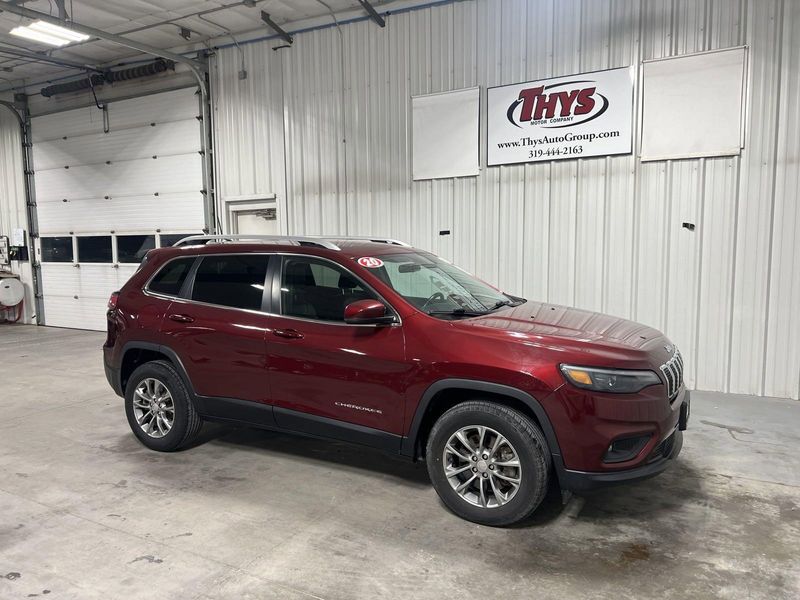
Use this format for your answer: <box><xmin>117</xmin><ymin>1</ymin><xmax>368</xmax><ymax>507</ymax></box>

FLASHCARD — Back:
<box><xmin>104</xmin><ymin>235</ymin><xmax>689</xmax><ymax>526</ymax></box>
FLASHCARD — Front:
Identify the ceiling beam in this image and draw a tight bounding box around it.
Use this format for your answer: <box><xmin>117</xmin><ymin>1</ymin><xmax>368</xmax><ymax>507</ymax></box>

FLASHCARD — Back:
<box><xmin>0</xmin><ymin>1</ymin><xmax>207</xmax><ymax>72</ymax></box>
<box><xmin>54</xmin><ymin>0</ymin><xmax>68</xmax><ymax>21</ymax></box>
<box><xmin>260</xmin><ymin>11</ymin><xmax>293</xmax><ymax>44</ymax></box>
<box><xmin>0</xmin><ymin>44</ymin><xmax>104</xmax><ymax>72</ymax></box>
<box><xmin>357</xmin><ymin>0</ymin><xmax>385</xmax><ymax>28</ymax></box>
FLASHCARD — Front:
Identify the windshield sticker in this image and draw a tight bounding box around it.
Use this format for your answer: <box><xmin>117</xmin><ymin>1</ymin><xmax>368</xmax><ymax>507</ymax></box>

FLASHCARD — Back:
<box><xmin>358</xmin><ymin>257</ymin><xmax>384</xmax><ymax>268</ymax></box>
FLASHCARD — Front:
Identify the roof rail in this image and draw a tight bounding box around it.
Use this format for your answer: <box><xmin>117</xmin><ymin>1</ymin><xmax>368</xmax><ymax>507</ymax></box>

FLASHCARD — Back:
<box><xmin>334</xmin><ymin>236</ymin><xmax>411</xmax><ymax>247</ymax></box>
<box><xmin>172</xmin><ymin>234</ymin><xmax>412</xmax><ymax>250</ymax></box>
<box><xmin>172</xmin><ymin>235</ymin><xmax>341</xmax><ymax>250</ymax></box>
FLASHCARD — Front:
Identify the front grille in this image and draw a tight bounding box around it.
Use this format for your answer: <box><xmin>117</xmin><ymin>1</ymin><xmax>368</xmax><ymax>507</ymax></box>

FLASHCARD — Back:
<box><xmin>659</xmin><ymin>348</ymin><xmax>684</xmax><ymax>402</ymax></box>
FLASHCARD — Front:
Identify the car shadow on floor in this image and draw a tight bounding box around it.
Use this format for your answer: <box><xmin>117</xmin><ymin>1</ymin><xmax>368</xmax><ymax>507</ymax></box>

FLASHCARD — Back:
<box><xmin>185</xmin><ymin>422</ymin><xmax>705</xmax><ymax>529</ymax></box>
<box><xmin>194</xmin><ymin>422</ymin><xmax>432</xmax><ymax>487</ymax></box>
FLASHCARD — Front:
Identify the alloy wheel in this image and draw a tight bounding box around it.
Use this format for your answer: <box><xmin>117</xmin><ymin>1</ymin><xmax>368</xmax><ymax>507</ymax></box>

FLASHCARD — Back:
<box><xmin>442</xmin><ymin>425</ymin><xmax>522</xmax><ymax>508</ymax></box>
<box><xmin>132</xmin><ymin>378</ymin><xmax>175</xmax><ymax>439</ymax></box>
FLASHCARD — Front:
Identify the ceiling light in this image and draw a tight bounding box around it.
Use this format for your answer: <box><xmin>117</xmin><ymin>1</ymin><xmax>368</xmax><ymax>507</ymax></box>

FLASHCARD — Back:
<box><xmin>10</xmin><ymin>20</ymin><xmax>90</xmax><ymax>47</ymax></box>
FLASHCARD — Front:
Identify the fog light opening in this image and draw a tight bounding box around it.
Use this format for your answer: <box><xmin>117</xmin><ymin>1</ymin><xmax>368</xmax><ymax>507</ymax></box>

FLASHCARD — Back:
<box><xmin>603</xmin><ymin>434</ymin><xmax>651</xmax><ymax>464</ymax></box>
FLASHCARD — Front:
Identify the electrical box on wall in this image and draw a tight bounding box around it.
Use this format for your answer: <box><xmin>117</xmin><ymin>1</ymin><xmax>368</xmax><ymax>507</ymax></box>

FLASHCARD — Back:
<box><xmin>11</xmin><ymin>228</ymin><xmax>25</xmax><ymax>247</ymax></box>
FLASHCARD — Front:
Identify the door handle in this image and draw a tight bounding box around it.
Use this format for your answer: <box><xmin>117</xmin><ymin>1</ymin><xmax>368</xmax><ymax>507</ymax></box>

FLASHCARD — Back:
<box><xmin>273</xmin><ymin>328</ymin><xmax>304</xmax><ymax>340</ymax></box>
<box><xmin>168</xmin><ymin>313</ymin><xmax>195</xmax><ymax>323</ymax></box>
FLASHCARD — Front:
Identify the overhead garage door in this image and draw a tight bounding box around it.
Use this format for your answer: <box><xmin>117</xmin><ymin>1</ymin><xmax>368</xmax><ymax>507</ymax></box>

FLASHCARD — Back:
<box><xmin>32</xmin><ymin>88</ymin><xmax>205</xmax><ymax>331</ymax></box>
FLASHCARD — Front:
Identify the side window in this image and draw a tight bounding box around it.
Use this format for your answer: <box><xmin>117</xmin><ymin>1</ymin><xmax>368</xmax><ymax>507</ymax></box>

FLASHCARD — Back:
<box><xmin>118</xmin><ymin>235</ymin><xmax>156</xmax><ymax>263</ymax></box>
<box><xmin>41</xmin><ymin>236</ymin><xmax>73</xmax><ymax>262</ymax></box>
<box><xmin>281</xmin><ymin>257</ymin><xmax>375</xmax><ymax>322</ymax></box>
<box><xmin>147</xmin><ymin>257</ymin><xmax>195</xmax><ymax>297</ymax></box>
<box><xmin>77</xmin><ymin>235</ymin><xmax>112</xmax><ymax>263</ymax></box>
<box><xmin>191</xmin><ymin>254</ymin><xmax>268</xmax><ymax>310</ymax></box>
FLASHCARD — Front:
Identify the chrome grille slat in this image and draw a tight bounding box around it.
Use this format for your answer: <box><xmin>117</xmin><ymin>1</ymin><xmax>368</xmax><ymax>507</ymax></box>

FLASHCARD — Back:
<box><xmin>659</xmin><ymin>348</ymin><xmax>684</xmax><ymax>402</ymax></box>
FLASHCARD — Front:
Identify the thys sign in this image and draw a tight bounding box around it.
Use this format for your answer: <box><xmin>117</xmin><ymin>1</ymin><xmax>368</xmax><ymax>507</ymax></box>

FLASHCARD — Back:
<box><xmin>487</xmin><ymin>67</ymin><xmax>634</xmax><ymax>166</ymax></box>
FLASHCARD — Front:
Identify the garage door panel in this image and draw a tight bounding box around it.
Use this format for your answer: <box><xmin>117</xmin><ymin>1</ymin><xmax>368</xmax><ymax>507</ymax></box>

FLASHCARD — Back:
<box><xmin>35</xmin><ymin>154</ymin><xmax>202</xmax><ymax>202</ymax></box>
<box><xmin>78</xmin><ymin>265</ymin><xmax>120</xmax><ymax>297</ymax></box>
<box><xmin>40</xmin><ymin>265</ymin><xmax>80</xmax><ymax>297</ymax></box>
<box><xmin>33</xmin><ymin>120</ymin><xmax>201</xmax><ymax>171</ymax></box>
<box><xmin>37</xmin><ymin>192</ymin><xmax>205</xmax><ymax>233</ymax></box>
<box><xmin>31</xmin><ymin>106</ymin><xmax>106</xmax><ymax>142</ymax></box>
<box><xmin>42</xmin><ymin>295</ymin><xmax>108</xmax><ymax>331</ymax></box>
<box><xmin>32</xmin><ymin>88</ymin><xmax>199</xmax><ymax>143</ymax></box>
<box><xmin>107</xmin><ymin>88</ymin><xmax>199</xmax><ymax>129</ymax></box>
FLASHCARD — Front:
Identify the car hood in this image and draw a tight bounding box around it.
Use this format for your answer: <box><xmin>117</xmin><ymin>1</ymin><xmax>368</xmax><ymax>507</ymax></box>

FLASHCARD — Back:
<box><xmin>451</xmin><ymin>301</ymin><xmax>669</xmax><ymax>358</ymax></box>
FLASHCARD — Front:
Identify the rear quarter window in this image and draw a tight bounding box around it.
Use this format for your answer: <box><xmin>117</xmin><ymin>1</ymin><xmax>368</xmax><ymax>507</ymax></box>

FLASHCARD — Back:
<box><xmin>147</xmin><ymin>257</ymin><xmax>195</xmax><ymax>296</ymax></box>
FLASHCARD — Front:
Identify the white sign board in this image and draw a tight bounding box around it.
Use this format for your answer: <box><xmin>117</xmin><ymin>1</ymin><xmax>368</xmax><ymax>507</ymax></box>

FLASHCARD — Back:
<box><xmin>412</xmin><ymin>87</ymin><xmax>479</xmax><ymax>180</ymax></box>
<box><xmin>487</xmin><ymin>67</ymin><xmax>634</xmax><ymax>166</ymax></box>
<box><xmin>641</xmin><ymin>47</ymin><xmax>746</xmax><ymax>161</ymax></box>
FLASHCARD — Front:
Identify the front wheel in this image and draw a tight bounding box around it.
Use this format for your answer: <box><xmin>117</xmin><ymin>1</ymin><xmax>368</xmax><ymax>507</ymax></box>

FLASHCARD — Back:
<box><xmin>426</xmin><ymin>401</ymin><xmax>551</xmax><ymax>526</ymax></box>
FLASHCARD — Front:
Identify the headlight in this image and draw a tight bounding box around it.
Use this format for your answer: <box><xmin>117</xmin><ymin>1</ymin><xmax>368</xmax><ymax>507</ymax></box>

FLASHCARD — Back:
<box><xmin>560</xmin><ymin>364</ymin><xmax>661</xmax><ymax>394</ymax></box>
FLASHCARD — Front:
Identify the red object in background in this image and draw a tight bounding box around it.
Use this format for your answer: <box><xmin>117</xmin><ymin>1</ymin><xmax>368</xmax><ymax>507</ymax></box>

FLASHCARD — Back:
<box><xmin>0</xmin><ymin>300</ymin><xmax>23</xmax><ymax>323</ymax></box>
<box><xmin>103</xmin><ymin>240</ymin><xmax>687</xmax><ymax>492</ymax></box>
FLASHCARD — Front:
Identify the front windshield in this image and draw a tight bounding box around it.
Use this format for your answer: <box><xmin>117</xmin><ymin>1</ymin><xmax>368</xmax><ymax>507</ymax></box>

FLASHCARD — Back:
<box><xmin>367</xmin><ymin>252</ymin><xmax>522</xmax><ymax>316</ymax></box>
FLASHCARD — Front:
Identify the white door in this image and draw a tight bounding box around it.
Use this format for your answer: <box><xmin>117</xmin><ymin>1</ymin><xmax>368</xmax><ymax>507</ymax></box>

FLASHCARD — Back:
<box><xmin>235</xmin><ymin>209</ymin><xmax>279</xmax><ymax>235</ymax></box>
<box><xmin>225</xmin><ymin>197</ymin><xmax>280</xmax><ymax>236</ymax></box>
<box><xmin>32</xmin><ymin>88</ymin><xmax>205</xmax><ymax>330</ymax></box>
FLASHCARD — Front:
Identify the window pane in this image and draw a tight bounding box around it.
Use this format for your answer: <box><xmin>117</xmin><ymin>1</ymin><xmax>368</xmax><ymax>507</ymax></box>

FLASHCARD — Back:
<box><xmin>160</xmin><ymin>233</ymin><xmax>198</xmax><ymax>247</ymax></box>
<box><xmin>118</xmin><ymin>235</ymin><xmax>155</xmax><ymax>263</ymax></box>
<box><xmin>281</xmin><ymin>258</ymin><xmax>373</xmax><ymax>321</ymax></box>
<box><xmin>148</xmin><ymin>257</ymin><xmax>195</xmax><ymax>296</ymax></box>
<box><xmin>41</xmin><ymin>237</ymin><xmax>73</xmax><ymax>262</ymax></box>
<box><xmin>192</xmin><ymin>255</ymin><xmax>268</xmax><ymax>310</ymax></box>
<box><xmin>77</xmin><ymin>236</ymin><xmax>112</xmax><ymax>263</ymax></box>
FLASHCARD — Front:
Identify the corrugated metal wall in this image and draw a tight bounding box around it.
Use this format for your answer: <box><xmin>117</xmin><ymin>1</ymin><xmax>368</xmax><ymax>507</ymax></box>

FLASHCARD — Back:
<box><xmin>0</xmin><ymin>97</ymin><xmax>35</xmax><ymax>323</ymax></box>
<box><xmin>211</xmin><ymin>0</ymin><xmax>800</xmax><ymax>400</ymax></box>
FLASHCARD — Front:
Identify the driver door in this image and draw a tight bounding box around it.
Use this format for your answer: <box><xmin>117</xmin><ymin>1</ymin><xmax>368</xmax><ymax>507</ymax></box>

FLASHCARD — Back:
<box><xmin>266</xmin><ymin>255</ymin><xmax>410</xmax><ymax>443</ymax></box>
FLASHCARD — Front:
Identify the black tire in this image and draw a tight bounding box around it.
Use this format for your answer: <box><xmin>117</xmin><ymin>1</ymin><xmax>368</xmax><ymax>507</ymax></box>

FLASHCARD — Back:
<box><xmin>124</xmin><ymin>360</ymin><xmax>202</xmax><ymax>452</ymax></box>
<box><xmin>426</xmin><ymin>401</ymin><xmax>551</xmax><ymax>527</ymax></box>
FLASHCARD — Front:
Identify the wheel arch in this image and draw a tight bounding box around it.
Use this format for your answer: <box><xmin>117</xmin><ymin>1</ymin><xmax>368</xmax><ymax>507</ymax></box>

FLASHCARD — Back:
<box><xmin>402</xmin><ymin>379</ymin><xmax>564</xmax><ymax>466</ymax></box>
<box><xmin>119</xmin><ymin>342</ymin><xmax>195</xmax><ymax>397</ymax></box>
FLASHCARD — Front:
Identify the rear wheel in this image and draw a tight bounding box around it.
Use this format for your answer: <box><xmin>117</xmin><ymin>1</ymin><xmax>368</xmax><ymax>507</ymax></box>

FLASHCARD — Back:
<box><xmin>124</xmin><ymin>360</ymin><xmax>202</xmax><ymax>451</ymax></box>
<box><xmin>426</xmin><ymin>401</ymin><xmax>550</xmax><ymax>526</ymax></box>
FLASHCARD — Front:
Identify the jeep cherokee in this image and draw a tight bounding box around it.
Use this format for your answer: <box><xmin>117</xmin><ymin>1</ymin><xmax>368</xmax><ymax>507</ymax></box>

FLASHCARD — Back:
<box><xmin>104</xmin><ymin>235</ymin><xmax>689</xmax><ymax>526</ymax></box>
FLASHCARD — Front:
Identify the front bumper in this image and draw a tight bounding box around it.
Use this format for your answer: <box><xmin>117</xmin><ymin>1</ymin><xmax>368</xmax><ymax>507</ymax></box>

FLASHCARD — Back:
<box><xmin>559</xmin><ymin>426</ymin><xmax>683</xmax><ymax>492</ymax></box>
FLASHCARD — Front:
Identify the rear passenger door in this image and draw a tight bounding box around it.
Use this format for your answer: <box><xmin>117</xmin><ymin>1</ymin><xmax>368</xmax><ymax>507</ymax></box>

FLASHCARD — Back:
<box><xmin>159</xmin><ymin>253</ymin><xmax>274</xmax><ymax>411</ymax></box>
<box><xmin>266</xmin><ymin>255</ymin><xmax>410</xmax><ymax>442</ymax></box>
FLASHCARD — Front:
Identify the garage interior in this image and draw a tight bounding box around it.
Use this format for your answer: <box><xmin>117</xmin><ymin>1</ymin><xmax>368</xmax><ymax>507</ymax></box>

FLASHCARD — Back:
<box><xmin>1</xmin><ymin>0</ymin><xmax>798</xmax><ymax>598</ymax></box>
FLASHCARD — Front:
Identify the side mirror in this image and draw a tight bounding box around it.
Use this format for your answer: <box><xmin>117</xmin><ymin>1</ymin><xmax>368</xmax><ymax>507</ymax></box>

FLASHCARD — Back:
<box><xmin>344</xmin><ymin>299</ymin><xmax>396</xmax><ymax>325</ymax></box>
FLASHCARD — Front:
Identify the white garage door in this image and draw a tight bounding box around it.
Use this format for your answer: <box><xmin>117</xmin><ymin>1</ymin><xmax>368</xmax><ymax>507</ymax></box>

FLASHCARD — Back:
<box><xmin>32</xmin><ymin>88</ymin><xmax>205</xmax><ymax>331</ymax></box>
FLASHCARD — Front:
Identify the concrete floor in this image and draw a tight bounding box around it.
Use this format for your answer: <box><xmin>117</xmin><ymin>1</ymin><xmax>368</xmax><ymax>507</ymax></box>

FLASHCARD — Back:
<box><xmin>0</xmin><ymin>325</ymin><xmax>798</xmax><ymax>600</ymax></box>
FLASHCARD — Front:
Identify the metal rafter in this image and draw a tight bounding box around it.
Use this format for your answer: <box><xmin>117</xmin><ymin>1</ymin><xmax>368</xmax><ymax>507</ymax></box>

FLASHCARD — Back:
<box><xmin>0</xmin><ymin>44</ymin><xmax>103</xmax><ymax>72</ymax></box>
<box><xmin>357</xmin><ymin>0</ymin><xmax>385</xmax><ymax>27</ymax></box>
<box><xmin>260</xmin><ymin>11</ymin><xmax>292</xmax><ymax>44</ymax></box>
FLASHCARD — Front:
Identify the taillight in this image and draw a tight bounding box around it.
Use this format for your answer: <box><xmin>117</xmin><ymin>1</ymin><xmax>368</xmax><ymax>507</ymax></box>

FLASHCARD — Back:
<box><xmin>108</xmin><ymin>291</ymin><xmax>120</xmax><ymax>310</ymax></box>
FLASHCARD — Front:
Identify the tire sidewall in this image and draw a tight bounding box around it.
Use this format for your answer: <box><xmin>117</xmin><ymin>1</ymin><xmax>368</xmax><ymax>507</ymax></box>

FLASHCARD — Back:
<box><xmin>124</xmin><ymin>362</ymin><xmax>193</xmax><ymax>452</ymax></box>
<box><xmin>427</xmin><ymin>406</ymin><xmax>548</xmax><ymax>526</ymax></box>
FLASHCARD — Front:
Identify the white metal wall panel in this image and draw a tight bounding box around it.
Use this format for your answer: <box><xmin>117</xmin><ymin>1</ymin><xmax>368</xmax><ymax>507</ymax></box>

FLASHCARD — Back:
<box><xmin>211</xmin><ymin>0</ymin><xmax>800</xmax><ymax>400</ymax></box>
<box><xmin>0</xmin><ymin>100</ymin><xmax>35</xmax><ymax>323</ymax></box>
<box><xmin>32</xmin><ymin>88</ymin><xmax>204</xmax><ymax>331</ymax></box>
